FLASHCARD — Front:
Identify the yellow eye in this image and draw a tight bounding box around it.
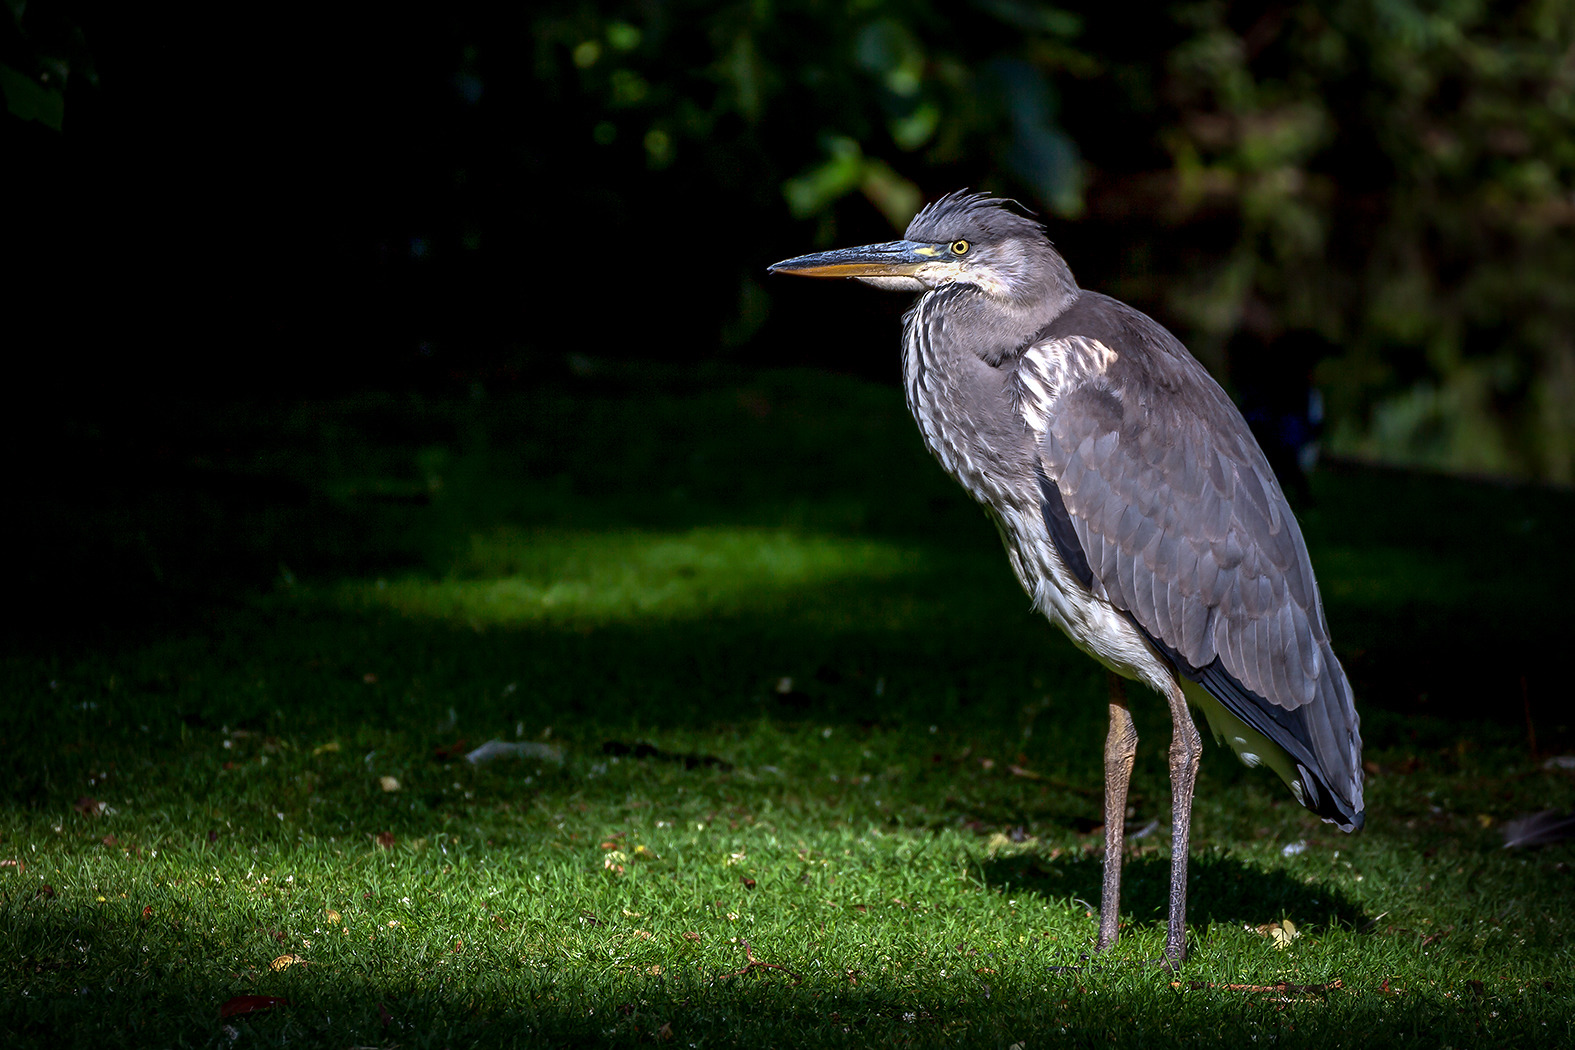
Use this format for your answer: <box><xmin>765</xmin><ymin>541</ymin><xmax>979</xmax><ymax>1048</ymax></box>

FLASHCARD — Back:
<box><xmin>950</xmin><ymin>240</ymin><xmax>970</xmax><ymax>256</ymax></box>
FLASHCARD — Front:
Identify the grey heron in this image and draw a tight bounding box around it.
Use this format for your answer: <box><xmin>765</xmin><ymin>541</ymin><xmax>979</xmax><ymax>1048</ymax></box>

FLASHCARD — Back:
<box><xmin>768</xmin><ymin>191</ymin><xmax>1363</xmax><ymax>964</ymax></box>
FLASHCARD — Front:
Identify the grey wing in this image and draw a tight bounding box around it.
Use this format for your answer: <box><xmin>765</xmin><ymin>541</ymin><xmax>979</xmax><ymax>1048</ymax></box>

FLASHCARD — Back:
<box><xmin>1035</xmin><ymin>336</ymin><xmax>1363</xmax><ymax>828</ymax></box>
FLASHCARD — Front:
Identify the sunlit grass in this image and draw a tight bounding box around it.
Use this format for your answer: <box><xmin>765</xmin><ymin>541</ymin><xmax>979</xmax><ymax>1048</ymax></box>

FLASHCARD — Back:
<box><xmin>340</xmin><ymin>527</ymin><xmax>923</xmax><ymax>625</ymax></box>
<box><xmin>5</xmin><ymin>373</ymin><xmax>1575</xmax><ymax>1048</ymax></box>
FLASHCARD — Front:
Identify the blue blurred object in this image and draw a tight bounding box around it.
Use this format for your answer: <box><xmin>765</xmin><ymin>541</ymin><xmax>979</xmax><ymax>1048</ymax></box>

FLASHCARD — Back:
<box><xmin>1231</xmin><ymin>328</ymin><xmax>1333</xmax><ymax>507</ymax></box>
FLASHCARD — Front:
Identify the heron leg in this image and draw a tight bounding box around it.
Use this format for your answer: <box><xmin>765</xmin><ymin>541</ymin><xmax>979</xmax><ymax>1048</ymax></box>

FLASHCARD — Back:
<box><xmin>1097</xmin><ymin>674</ymin><xmax>1138</xmax><ymax>952</ymax></box>
<box><xmin>1162</xmin><ymin>677</ymin><xmax>1203</xmax><ymax>965</ymax></box>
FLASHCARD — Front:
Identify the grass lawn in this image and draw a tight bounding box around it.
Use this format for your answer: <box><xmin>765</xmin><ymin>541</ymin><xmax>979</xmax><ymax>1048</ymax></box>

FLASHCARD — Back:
<box><xmin>4</xmin><ymin>364</ymin><xmax>1574</xmax><ymax>1047</ymax></box>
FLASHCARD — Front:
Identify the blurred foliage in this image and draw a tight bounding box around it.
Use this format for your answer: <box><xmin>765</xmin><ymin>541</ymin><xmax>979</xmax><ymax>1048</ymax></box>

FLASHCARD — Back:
<box><xmin>525</xmin><ymin>0</ymin><xmax>1575</xmax><ymax>481</ymax></box>
<box><xmin>1141</xmin><ymin>0</ymin><xmax>1575</xmax><ymax>480</ymax></box>
<box><xmin>531</xmin><ymin>0</ymin><xmax>1086</xmax><ymax>224</ymax></box>
<box><xmin>0</xmin><ymin>0</ymin><xmax>94</xmax><ymax>129</ymax></box>
<box><xmin>7</xmin><ymin>0</ymin><xmax>1574</xmax><ymax>481</ymax></box>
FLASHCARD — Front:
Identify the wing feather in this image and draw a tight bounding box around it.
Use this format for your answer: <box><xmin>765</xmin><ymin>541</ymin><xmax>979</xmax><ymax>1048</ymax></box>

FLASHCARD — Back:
<box><xmin>1029</xmin><ymin>294</ymin><xmax>1362</xmax><ymax>828</ymax></box>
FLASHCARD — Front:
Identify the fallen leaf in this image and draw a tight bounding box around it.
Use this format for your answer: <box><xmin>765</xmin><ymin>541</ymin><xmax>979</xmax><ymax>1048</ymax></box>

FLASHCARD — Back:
<box><xmin>631</xmin><ymin>844</ymin><xmax>659</xmax><ymax>862</ymax></box>
<box><xmin>375</xmin><ymin>832</ymin><xmax>396</xmax><ymax>850</ymax></box>
<box><xmin>312</xmin><ymin>741</ymin><xmax>340</xmax><ymax>755</ymax></box>
<box><xmin>432</xmin><ymin>739</ymin><xmax>468</xmax><ymax>761</ymax></box>
<box><xmin>219</xmin><ymin>995</ymin><xmax>289</xmax><ymax>1019</ymax></box>
<box><xmin>658</xmin><ymin>1021</ymin><xmax>674</xmax><ymax>1041</ymax></box>
<box><xmin>74</xmin><ymin>797</ymin><xmax>104</xmax><ymax>817</ymax></box>
<box><xmin>1254</xmin><ymin>919</ymin><xmax>1301</xmax><ymax>949</ymax></box>
<box><xmin>682</xmin><ymin>931</ymin><xmax>702</xmax><ymax>942</ymax></box>
<box><xmin>741</xmin><ymin>876</ymin><xmax>757</xmax><ymax>889</ymax></box>
<box><xmin>141</xmin><ymin>905</ymin><xmax>153</xmax><ymax>919</ymax></box>
<box><xmin>985</xmin><ymin>831</ymin><xmax>1037</xmax><ymax>853</ymax></box>
<box><xmin>269</xmin><ymin>954</ymin><xmax>304</xmax><ymax>972</ymax></box>
<box><xmin>324</xmin><ymin>909</ymin><xmax>341</xmax><ymax>924</ymax></box>
<box><xmin>379</xmin><ymin>776</ymin><xmax>400</xmax><ymax>792</ymax></box>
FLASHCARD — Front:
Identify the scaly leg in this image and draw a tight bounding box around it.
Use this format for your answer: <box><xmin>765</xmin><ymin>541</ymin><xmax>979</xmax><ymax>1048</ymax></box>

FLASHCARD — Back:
<box><xmin>1162</xmin><ymin>677</ymin><xmax>1203</xmax><ymax>965</ymax></box>
<box><xmin>1097</xmin><ymin>674</ymin><xmax>1138</xmax><ymax>952</ymax></box>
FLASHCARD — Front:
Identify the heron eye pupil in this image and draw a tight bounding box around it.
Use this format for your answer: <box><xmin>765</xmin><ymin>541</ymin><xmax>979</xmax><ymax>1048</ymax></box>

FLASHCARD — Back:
<box><xmin>951</xmin><ymin>240</ymin><xmax>969</xmax><ymax>255</ymax></box>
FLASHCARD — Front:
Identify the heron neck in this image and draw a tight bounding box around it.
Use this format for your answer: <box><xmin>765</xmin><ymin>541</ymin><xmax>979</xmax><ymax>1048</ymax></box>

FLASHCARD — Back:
<box><xmin>940</xmin><ymin>283</ymin><xmax>1079</xmax><ymax>367</ymax></box>
<box><xmin>901</xmin><ymin>287</ymin><xmax>1044</xmax><ymax>507</ymax></box>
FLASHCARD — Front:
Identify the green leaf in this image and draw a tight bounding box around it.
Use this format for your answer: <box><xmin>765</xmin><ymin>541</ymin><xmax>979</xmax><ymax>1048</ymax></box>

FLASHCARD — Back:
<box><xmin>0</xmin><ymin>61</ymin><xmax>65</xmax><ymax>129</ymax></box>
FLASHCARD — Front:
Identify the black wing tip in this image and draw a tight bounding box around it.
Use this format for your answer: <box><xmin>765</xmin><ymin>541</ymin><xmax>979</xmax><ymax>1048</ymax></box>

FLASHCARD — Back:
<box><xmin>1325</xmin><ymin>805</ymin><xmax>1365</xmax><ymax>834</ymax></box>
<box><xmin>1132</xmin><ymin>615</ymin><xmax>1365</xmax><ymax>830</ymax></box>
<box><xmin>1298</xmin><ymin>763</ymin><xmax>1365</xmax><ymax>832</ymax></box>
<box><xmin>1035</xmin><ymin>468</ymin><xmax>1094</xmax><ymax>590</ymax></box>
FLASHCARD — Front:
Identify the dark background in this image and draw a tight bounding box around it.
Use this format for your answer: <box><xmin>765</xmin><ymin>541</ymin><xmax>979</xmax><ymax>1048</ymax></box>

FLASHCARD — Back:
<box><xmin>9</xmin><ymin>0</ymin><xmax>1574</xmax><ymax>481</ymax></box>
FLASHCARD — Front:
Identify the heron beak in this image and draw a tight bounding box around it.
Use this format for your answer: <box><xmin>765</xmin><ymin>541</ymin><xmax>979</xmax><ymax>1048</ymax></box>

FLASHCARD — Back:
<box><xmin>767</xmin><ymin>240</ymin><xmax>939</xmax><ymax>278</ymax></box>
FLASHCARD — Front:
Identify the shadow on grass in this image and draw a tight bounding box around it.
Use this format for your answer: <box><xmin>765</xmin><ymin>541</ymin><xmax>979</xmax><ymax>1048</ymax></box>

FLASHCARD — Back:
<box><xmin>0</xmin><ymin>896</ymin><xmax>1544</xmax><ymax>1050</ymax></box>
<box><xmin>979</xmin><ymin>849</ymin><xmax>1367</xmax><ymax>933</ymax></box>
<box><xmin>12</xmin><ymin>376</ymin><xmax>1575</xmax><ymax>752</ymax></box>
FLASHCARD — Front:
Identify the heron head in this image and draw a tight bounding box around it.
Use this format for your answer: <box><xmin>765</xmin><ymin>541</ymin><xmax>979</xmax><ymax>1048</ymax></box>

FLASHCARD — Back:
<box><xmin>768</xmin><ymin>190</ymin><xmax>1078</xmax><ymax>309</ymax></box>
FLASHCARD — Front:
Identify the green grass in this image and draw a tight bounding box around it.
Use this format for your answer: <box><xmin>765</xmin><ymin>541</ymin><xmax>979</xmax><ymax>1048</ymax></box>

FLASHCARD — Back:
<box><xmin>4</xmin><ymin>365</ymin><xmax>1574</xmax><ymax>1047</ymax></box>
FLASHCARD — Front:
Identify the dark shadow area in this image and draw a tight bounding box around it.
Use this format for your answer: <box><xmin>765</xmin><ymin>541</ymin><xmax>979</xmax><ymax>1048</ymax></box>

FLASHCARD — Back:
<box><xmin>7</xmin><ymin>373</ymin><xmax>1573</xmax><ymax>753</ymax></box>
<box><xmin>0</xmin><ymin>888</ymin><xmax>1557</xmax><ymax>1050</ymax></box>
<box><xmin>979</xmin><ymin>850</ymin><xmax>1367</xmax><ymax>933</ymax></box>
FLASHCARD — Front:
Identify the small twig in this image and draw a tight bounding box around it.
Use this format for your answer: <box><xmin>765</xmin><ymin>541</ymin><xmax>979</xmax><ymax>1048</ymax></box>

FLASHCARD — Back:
<box><xmin>1176</xmin><ymin>979</ymin><xmax>1342</xmax><ymax>997</ymax></box>
<box><xmin>1522</xmin><ymin>675</ymin><xmax>1539</xmax><ymax>760</ymax></box>
<box><xmin>1355</xmin><ymin>910</ymin><xmax>1390</xmax><ymax>933</ymax></box>
<box><xmin>718</xmin><ymin>940</ymin><xmax>802</xmax><ymax>984</ymax></box>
